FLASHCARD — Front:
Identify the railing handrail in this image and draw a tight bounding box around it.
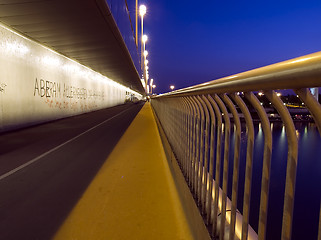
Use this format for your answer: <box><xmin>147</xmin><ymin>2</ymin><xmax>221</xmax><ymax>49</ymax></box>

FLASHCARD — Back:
<box><xmin>151</xmin><ymin>51</ymin><xmax>321</xmax><ymax>240</ymax></box>
<box><xmin>156</xmin><ymin>51</ymin><xmax>321</xmax><ymax>97</ymax></box>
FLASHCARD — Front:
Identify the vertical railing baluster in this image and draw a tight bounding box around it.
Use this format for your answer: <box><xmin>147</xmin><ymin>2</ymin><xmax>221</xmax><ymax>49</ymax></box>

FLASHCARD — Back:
<box><xmin>265</xmin><ymin>90</ymin><xmax>298</xmax><ymax>240</ymax></box>
<box><xmin>208</xmin><ymin>94</ymin><xmax>223</xmax><ymax>237</ymax></box>
<box><xmin>198</xmin><ymin>95</ymin><xmax>211</xmax><ymax>215</ymax></box>
<box><xmin>245</xmin><ymin>92</ymin><xmax>272</xmax><ymax>240</ymax></box>
<box><xmin>295</xmin><ymin>88</ymin><xmax>321</xmax><ymax>136</ymax></box>
<box><xmin>187</xmin><ymin>97</ymin><xmax>198</xmax><ymax>195</ymax></box>
<box><xmin>181</xmin><ymin>98</ymin><xmax>189</xmax><ymax>178</ymax></box>
<box><xmin>231</xmin><ymin>93</ymin><xmax>255</xmax><ymax>240</ymax></box>
<box><xmin>202</xmin><ymin>95</ymin><xmax>217</xmax><ymax>225</ymax></box>
<box><xmin>216</xmin><ymin>94</ymin><xmax>231</xmax><ymax>240</ymax></box>
<box><xmin>190</xmin><ymin>96</ymin><xmax>201</xmax><ymax>201</ymax></box>
<box><xmin>194</xmin><ymin>96</ymin><xmax>206</xmax><ymax>206</ymax></box>
<box><xmin>223</xmin><ymin>94</ymin><xmax>241</xmax><ymax>240</ymax></box>
<box><xmin>184</xmin><ymin>97</ymin><xmax>194</xmax><ymax>188</ymax></box>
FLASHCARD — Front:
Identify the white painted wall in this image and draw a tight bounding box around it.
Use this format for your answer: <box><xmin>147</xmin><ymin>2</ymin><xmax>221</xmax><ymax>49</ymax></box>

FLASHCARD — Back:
<box><xmin>0</xmin><ymin>23</ymin><xmax>142</xmax><ymax>133</ymax></box>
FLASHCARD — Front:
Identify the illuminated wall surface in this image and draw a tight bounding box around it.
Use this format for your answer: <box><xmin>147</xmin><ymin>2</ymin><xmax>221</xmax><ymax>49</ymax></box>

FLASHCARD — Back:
<box><xmin>105</xmin><ymin>0</ymin><xmax>141</xmax><ymax>76</ymax></box>
<box><xmin>0</xmin><ymin>23</ymin><xmax>142</xmax><ymax>132</ymax></box>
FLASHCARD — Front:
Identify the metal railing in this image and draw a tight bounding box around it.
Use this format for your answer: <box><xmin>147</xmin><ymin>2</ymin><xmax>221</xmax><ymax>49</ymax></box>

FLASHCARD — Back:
<box><xmin>151</xmin><ymin>51</ymin><xmax>321</xmax><ymax>240</ymax></box>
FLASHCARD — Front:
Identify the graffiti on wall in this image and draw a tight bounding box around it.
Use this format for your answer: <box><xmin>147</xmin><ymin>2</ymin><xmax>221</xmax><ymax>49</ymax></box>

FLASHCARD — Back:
<box><xmin>0</xmin><ymin>83</ymin><xmax>7</xmax><ymax>93</ymax></box>
<box><xmin>33</xmin><ymin>78</ymin><xmax>103</xmax><ymax>111</ymax></box>
<box><xmin>33</xmin><ymin>78</ymin><xmax>104</xmax><ymax>100</ymax></box>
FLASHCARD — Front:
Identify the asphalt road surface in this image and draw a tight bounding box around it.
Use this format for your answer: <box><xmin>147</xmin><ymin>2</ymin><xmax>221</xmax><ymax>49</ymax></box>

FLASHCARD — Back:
<box><xmin>0</xmin><ymin>102</ymin><xmax>144</xmax><ymax>240</ymax></box>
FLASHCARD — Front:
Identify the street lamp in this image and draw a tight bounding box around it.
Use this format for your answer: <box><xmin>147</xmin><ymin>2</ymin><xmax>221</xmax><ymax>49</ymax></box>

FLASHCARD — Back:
<box><xmin>170</xmin><ymin>85</ymin><xmax>175</xmax><ymax>91</ymax></box>
<box><xmin>142</xmin><ymin>34</ymin><xmax>148</xmax><ymax>44</ymax></box>
<box><xmin>142</xmin><ymin>34</ymin><xmax>148</xmax><ymax>92</ymax></box>
<box><xmin>139</xmin><ymin>5</ymin><xmax>147</xmax><ymax>91</ymax></box>
<box><xmin>150</xmin><ymin>79</ymin><xmax>155</xmax><ymax>94</ymax></box>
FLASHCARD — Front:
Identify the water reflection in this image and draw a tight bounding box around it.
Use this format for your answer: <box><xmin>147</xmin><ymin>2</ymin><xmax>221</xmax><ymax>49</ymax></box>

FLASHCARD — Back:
<box><xmin>230</xmin><ymin>121</ymin><xmax>320</xmax><ymax>240</ymax></box>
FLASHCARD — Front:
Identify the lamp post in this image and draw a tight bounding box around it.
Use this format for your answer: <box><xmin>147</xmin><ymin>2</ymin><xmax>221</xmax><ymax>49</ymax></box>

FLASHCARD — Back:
<box><xmin>150</xmin><ymin>78</ymin><xmax>153</xmax><ymax>94</ymax></box>
<box><xmin>139</xmin><ymin>5</ymin><xmax>146</xmax><ymax>92</ymax></box>
<box><xmin>142</xmin><ymin>35</ymin><xmax>148</xmax><ymax>92</ymax></box>
<box><xmin>135</xmin><ymin>0</ymin><xmax>138</xmax><ymax>46</ymax></box>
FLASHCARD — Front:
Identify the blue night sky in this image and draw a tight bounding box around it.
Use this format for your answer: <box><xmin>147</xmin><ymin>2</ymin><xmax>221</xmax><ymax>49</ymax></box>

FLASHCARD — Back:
<box><xmin>140</xmin><ymin>0</ymin><xmax>321</xmax><ymax>94</ymax></box>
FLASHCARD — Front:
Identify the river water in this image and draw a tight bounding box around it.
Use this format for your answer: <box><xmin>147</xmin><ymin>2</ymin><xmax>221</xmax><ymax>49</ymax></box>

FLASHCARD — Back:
<box><xmin>225</xmin><ymin>121</ymin><xmax>321</xmax><ymax>239</ymax></box>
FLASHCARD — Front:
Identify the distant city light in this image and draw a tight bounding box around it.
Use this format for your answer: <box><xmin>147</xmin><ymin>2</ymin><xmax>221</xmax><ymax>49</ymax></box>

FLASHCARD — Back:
<box><xmin>152</xmin><ymin>85</ymin><xmax>156</xmax><ymax>88</ymax></box>
<box><xmin>276</xmin><ymin>92</ymin><xmax>282</xmax><ymax>97</ymax></box>
<box><xmin>258</xmin><ymin>92</ymin><xmax>263</xmax><ymax>96</ymax></box>
<box><xmin>139</xmin><ymin>5</ymin><xmax>147</xmax><ymax>17</ymax></box>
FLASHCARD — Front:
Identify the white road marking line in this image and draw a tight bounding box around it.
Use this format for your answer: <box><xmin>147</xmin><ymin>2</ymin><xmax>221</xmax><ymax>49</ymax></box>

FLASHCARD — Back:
<box><xmin>0</xmin><ymin>105</ymin><xmax>137</xmax><ymax>181</ymax></box>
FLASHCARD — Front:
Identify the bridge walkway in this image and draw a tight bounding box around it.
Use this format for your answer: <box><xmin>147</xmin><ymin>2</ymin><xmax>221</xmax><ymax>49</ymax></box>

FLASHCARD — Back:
<box><xmin>53</xmin><ymin>102</ymin><xmax>209</xmax><ymax>240</ymax></box>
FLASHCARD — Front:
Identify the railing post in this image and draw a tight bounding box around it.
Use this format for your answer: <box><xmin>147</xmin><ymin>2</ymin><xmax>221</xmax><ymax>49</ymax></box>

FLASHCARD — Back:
<box><xmin>186</xmin><ymin>97</ymin><xmax>198</xmax><ymax>194</ymax></box>
<box><xmin>202</xmin><ymin>95</ymin><xmax>217</xmax><ymax>225</ymax></box>
<box><xmin>216</xmin><ymin>94</ymin><xmax>231</xmax><ymax>240</ymax></box>
<box><xmin>223</xmin><ymin>94</ymin><xmax>242</xmax><ymax>240</ymax></box>
<box><xmin>208</xmin><ymin>95</ymin><xmax>223</xmax><ymax>237</ymax></box>
<box><xmin>265</xmin><ymin>90</ymin><xmax>298</xmax><ymax>240</ymax></box>
<box><xmin>295</xmin><ymin>88</ymin><xmax>321</xmax><ymax>136</ymax></box>
<box><xmin>183</xmin><ymin>97</ymin><xmax>194</xmax><ymax>187</ymax></box>
<box><xmin>193</xmin><ymin>96</ymin><xmax>206</xmax><ymax>206</ymax></box>
<box><xmin>197</xmin><ymin>95</ymin><xmax>211</xmax><ymax>215</ymax></box>
<box><xmin>245</xmin><ymin>92</ymin><xmax>272</xmax><ymax>240</ymax></box>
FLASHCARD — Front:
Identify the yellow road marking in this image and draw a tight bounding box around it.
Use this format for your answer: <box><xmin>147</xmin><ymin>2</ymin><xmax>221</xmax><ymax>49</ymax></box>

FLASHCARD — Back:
<box><xmin>54</xmin><ymin>103</ymin><xmax>193</xmax><ymax>240</ymax></box>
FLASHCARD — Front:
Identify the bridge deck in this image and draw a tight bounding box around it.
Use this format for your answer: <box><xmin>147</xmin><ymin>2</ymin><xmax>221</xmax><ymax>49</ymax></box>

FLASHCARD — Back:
<box><xmin>53</xmin><ymin>103</ymin><xmax>195</xmax><ymax>239</ymax></box>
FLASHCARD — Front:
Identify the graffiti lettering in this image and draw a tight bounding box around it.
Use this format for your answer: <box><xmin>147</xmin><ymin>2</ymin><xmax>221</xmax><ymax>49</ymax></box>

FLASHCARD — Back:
<box><xmin>34</xmin><ymin>78</ymin><xmax>104</xmax><ymax>101</ymax></box>
<box><xmin>63</xmin><ymin>84</ymin><xmax>87</xmax><ymax>99</ymax></box>
<box><xmin>0</xmin><ymin>83</ymin><xmax>7</xmax><ymax>93</ymax></box>
<box><xmin>34</xmin><ymin>78</ymin><xmax>61</xmax><ymax>98</ymax></box>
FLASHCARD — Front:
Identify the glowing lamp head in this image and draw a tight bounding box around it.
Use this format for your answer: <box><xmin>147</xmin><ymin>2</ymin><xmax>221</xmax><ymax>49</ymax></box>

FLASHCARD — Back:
<box><xmin>139</xmin><ymin>5</ymin><xmax>147</xmax><ymax>17</ymax></box>
<box><xmin>144</xmin><ymin>50</ymin><xmax>148</xmax><ymax>57</ymax></box>
<box><xmin>142</xmin><ymin>35</ymin><xmax>148</xmax><ymax>43</ymax></box>
<box><xmin>144</xmin><ymin>59</ymin><xmax>149</xmax><ymax>65</ymax></box>
<box><xmin>170</xmin><ymin>85</ymin><xmax>175</xmax><ymax>90</ymax></box>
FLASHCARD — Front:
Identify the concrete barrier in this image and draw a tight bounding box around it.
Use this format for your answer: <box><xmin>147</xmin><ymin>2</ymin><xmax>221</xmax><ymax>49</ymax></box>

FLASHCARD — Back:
<box><xmin>0</xmin><ymin>23</ymin><xmax>142</xmax><ymax>132</ymax></box>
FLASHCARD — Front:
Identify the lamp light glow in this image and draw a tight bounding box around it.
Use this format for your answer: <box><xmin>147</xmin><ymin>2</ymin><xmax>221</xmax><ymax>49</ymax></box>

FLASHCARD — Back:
<box><xmin>139</xmin><ymin>5</ymin><xmax>146</xmax><ymax>17</ymax></box>
<box><xmin>142</xmin><ymin>35</ymin><xmax>148</xmax><ymax>43</ymax></box>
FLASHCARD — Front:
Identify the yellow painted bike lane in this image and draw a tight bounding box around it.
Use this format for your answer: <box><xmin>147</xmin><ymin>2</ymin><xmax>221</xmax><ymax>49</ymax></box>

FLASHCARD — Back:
<box><xmin>54</xmin><ymin>103</ymin><xmax>194</xmax><ymax>240</ymax></box>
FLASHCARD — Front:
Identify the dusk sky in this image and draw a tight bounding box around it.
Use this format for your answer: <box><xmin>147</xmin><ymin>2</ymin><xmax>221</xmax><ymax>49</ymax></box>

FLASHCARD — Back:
<box><xmin>140</xmin><ymin>0</ymin><xmax>321</xmax><ymax>94</ymax></box>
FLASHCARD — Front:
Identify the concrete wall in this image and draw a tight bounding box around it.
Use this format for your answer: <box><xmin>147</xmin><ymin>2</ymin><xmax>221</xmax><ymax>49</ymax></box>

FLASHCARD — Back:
<box><xmin>0</xmin><ymin>23</ymin><xmax>142</xmax><ymax>133</ymax></box>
